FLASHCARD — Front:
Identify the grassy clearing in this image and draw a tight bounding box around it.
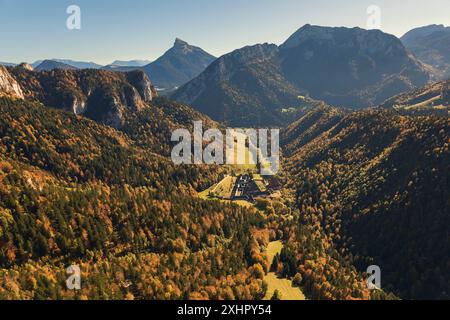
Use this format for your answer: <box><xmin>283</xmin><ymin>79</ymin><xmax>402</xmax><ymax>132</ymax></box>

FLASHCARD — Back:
<box><xmin>198</xmin><ymin>176</ymin><xmax>236</xmax><ymax>200</ymax></box>
<box><xmin>198</xmin><ymin>183</ymin><xmax>216</xmax><ymax>200</ymax></box>
<box><xmin>266</xmin><ymin>241</ymin><xmax>283</xmax><ymax>263</ymax></box>
<box><xmin>263</xmin><ymin>241</ymin><xmax>305</xmax><ymax>300</ymax></box>
<box><xmin>210</xmin><ymin>175</ymin><xmax>236</xmax><ymax>199</ymax></box>
<box><xmin>263</xmin><ymin>274</ymin><xmax>305</xmax><ymax>300</ymax></box>
<box><xmin>198</xmin><ymin>176</ymin><xmax>235</xmax><ymax>200</ymax></box>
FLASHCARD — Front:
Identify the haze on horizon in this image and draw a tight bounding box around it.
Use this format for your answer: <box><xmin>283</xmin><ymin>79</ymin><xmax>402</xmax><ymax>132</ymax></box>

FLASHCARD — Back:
<box><xmin>1</xmin><ymin>0</ymin><xmax>449</xmax><ymax>65</ymax></box>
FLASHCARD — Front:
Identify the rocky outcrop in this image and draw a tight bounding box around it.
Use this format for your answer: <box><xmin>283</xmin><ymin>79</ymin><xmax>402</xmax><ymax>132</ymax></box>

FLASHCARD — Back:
<box><xmin>17</xmin><ymin>63</ymin><xmax>34</xmax><ymax>71</ymax></box>
<box><xmin>126</xmin><ymin>70</ymin><xmax>156</xmax><ymax>102</ymax></box>
<box><xmin>0</xmin><ymin>66</ymin><xmax>24</xmax><ymax>99</ymax></box>
<box><xmin>9</xmin><ymin>68</ymin><xmax>157</xmax><ymax>128</ymax></box>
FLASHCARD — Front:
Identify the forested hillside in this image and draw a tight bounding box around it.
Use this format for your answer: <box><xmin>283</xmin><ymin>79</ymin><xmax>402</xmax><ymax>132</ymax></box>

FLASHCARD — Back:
<box><xmin>0</xmin><ymin>97</ymin><xmax>268</xmax><ymax>299</ymax></box>
<box><xmin>282</xmin><ymin>106</ymin><xmax>449</xmax><ymax>299</ymax></box>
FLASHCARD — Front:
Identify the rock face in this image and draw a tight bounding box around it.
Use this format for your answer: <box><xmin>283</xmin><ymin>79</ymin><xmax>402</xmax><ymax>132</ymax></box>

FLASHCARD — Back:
<box><xmin>0</xmin><ymin>66</ymin><xmax>24</xmax><ymax>99</ymax></box>
<box><xmin>401</xmin><ymin>24</ymin><xmax>450</xmax><ymax>79</ymax></box>
<box><xmin>126</xmin><ymin>70</ymin><xmax>156</xmax><ymax>102</ymax></box>
<box><xmin>9</xmin><ymin>68</ymin><xmax>156</xmax><ymax>128</ymax></box>
<box><xmin>143</xmin><ymin>38</ymin><xmax>216</xmax><ymax>92</ymax></box>
<box><xmin>173</xmin><ymin>25</ymin><xmax>431</xmax><ymax>126</ymax></box>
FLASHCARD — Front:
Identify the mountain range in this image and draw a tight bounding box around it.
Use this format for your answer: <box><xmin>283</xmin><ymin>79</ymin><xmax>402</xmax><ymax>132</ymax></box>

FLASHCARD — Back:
<box><xmin>172</xmin><ymin>25</ymin><xmax>431</xmax><ymax>126</ymax></box>
<box><xmin>101</xmin><ymin>60</ymin><xmax>153</xmax><ymax>73</ymax></box>
<box><xmin>26</xmin><ymin>39</ymin><xmax>216</xmax><ymax>94</ymax></box>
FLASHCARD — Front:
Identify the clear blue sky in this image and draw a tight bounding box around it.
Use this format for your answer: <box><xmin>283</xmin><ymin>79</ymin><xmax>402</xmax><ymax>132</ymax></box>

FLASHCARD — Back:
<box><xmin>1</xmin><ymin>0</ymin><xmax>449</xmax><ymax>64</ymax></box>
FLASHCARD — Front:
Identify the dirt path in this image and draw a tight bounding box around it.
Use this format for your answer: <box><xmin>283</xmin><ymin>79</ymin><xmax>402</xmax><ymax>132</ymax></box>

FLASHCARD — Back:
<box><xmin>263</xmin><ymin>241</ymin><xmax>305</xmax><ymax>300</ymax></box>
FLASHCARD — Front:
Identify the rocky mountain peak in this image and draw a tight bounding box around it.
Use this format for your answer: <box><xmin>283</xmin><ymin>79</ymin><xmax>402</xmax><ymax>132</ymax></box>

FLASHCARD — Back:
<box><xmin>281</xmin><ymin>24</ymin><xmax>334</xmax><ymax>49</ymax></box>
<box><xmin>174</xmin><ymin>38</ymin><xmax>189</xmax><ymax>47</ymax></box>
<box><xmin>173</xmin><ymin>25</ymin><xmax>431</xmax><ymax>124</ymax></box>
<box><xmin>143</xmin><ymin>39</ymin><xmax>216</xmax><ymax>92</ymax></box>
<box><xmin>172</xmin><ymin>38</ymin><xmax>197</xmax><ymax>55</ymax></box>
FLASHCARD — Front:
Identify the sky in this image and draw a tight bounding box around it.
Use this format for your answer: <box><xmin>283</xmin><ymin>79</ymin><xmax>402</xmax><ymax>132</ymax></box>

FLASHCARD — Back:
<box><xmin>1</xmin><ymin>0</ymin><xmax>449</xmax><ymax>65</ymax></box>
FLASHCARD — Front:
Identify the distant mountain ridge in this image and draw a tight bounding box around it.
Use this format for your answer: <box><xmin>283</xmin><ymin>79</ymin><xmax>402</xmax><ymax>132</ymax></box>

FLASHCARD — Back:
<box><xmin>35</xmin><ymin>60</ymin><xmax>79</xmax><ymax>71</ymax></box>
<box><xmin>0</xmin><ymin>62</ymin><xmax>17</xmax><ymax>67</ymax></box>
<box><xmin>101</xmin><ymin>60</ymin><xmax>151</xmax><ymax>72</ymax></box>
<box><xmin>401</xmin><ymin>24</ymin><xmax>450</xmax><ymax>79</ymax></box>
<box><xmin>143</xmin><ymin>38</ymin><xmax>216</xmax><ymax>92</ymax></box>
<box><xmin>101</xmin><ymin>65</ymin><xmax>143</xmax><ymax>73</ymax></box>
<box><xmin>110</xmin><ymin>60</ymin><xmax>151</xmax><ymax>67</ymax></box>
<box><xmin>32</xmin><ymin>59</ymin><xmax>102</xmax><ymax>69</ymax></box>
<box><xmin>172</xmin><ymin>25</ymin><xmax>431</xmax><ymax>126</ymax></box>
<box><xmin>401</xmin><ymin>24</ymin><xmax>450</xmax><ymax>43</ymax></box>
